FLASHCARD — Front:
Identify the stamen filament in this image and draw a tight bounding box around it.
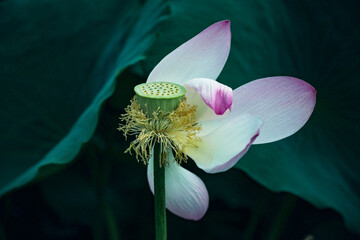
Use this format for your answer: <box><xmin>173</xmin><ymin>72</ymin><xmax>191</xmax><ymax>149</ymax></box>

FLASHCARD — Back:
<box><xmin>118</xmin><ymin>97</ymin><xmax>201</xmax><ymax>166</ymax></box>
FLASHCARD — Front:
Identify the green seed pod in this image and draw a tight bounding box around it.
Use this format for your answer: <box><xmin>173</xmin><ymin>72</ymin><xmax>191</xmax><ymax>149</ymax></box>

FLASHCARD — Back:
<box><xmin>134</xmin><ymin>82</ymin><xmax>186</xmax><ymax>116</ymax></box>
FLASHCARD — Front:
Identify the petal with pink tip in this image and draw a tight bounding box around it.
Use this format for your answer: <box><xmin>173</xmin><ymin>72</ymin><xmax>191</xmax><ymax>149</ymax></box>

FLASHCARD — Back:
<box><xmin>182</xmin><ymin>80</ymin><xmax>226</xmax><ymax>124</ymax></box>
<box><xmin>232</xmin><ymin>77</ymin><xmax>316</xmax><ymax>144</ymax></box>
<box><xmin>147</xmin><ymin>20</ymin><xmax>231</xmax><ymax>84</ymax></box>
<box><xmin>147</xmin><ymin>150</ymin><xmax>209</xmax><ymax>220</ymax></box>
<box><xmin>186</xmin><ymin>114</ymin><xmax>263</xmax><ymax>173</ymax></box>
<box><xmin>184</xmin><ymin>78</ymin><xmax>233</xmax><ymax>118</ymax></box>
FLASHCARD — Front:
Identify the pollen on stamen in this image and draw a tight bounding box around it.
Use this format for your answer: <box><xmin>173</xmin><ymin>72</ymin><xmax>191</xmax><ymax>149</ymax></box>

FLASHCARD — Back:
<box><xmin>117</xmin><ymin>96</ymin><xmax>201</xmax><ymax>166</ymax></box>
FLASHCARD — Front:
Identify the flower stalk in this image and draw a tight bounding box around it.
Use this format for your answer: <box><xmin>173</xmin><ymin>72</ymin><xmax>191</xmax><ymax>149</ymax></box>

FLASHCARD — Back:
<box><xmin>153</xmin><ymin>143</ymin><xmax>166</xmax><ymax>240</ymax></box>
<box><xmin>126</xmin><ymin>82</ymin><xmax>188</xmax><ymax>240</ymax></box>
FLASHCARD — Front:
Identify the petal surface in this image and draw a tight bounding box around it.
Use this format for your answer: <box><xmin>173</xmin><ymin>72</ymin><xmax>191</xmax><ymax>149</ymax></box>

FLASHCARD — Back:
<box><xmin>184</xmin><ymin>78</ymin><xmax>233</xmax><ymax>117</ymax></box>
<box><xmin>147</xmin><ymin>20</ymin><xmax>231</xmax><ymax>84</ymax></box>
<box><xmin>232</xmin><ymin>77</ymin><xmax>316</xmax><ymax>144</ymax></box>
<box><xmin>147</xmin><ymin>150</ymin><xmax>209</xmax><ymax>220</ymax></box>
<box><xmin>186</xmin><ymin>114</ymin><xmax>263</xmax><ymax>173</ymax></box>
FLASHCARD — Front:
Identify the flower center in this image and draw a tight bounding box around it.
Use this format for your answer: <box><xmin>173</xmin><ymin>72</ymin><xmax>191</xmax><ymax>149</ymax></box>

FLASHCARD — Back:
<box><xmin>118</xmin><ymin>84</ymin><xmax>201</xmax><ymax>166</ymax></box>
<box><xmin>135</xmin><ymin>82</ymin><xmax>185</xmax><ymax>98</ymax></box>
<box><xmin>134</xmin><ymin>82</ymin><xmax>186</xmax><ymax>116</ymax></box>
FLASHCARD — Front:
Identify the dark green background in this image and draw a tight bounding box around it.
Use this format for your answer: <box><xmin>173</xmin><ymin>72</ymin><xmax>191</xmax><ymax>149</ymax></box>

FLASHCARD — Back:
<box><xmin>0</xmin><ymin>0</ymin><xmax>359</xmax><ymax>239</ymax></box>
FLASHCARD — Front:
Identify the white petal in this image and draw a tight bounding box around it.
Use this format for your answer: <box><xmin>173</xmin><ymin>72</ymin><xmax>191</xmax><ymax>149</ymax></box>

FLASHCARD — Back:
<box><xmin>147</xmin><ymin>21</ymin><xmax>231</xmax><ymax>84</ymax></box>
<box><xmin>183</xmin><ymin>78</ymin><xmax>232</xmax><ymax>120</ymax></box>
<box><xmin>186</xmin><ymin>114</ymin><xmax>263</xmax><ymax>173</ymax></box>
<box><xmin>232</xmin><ymin>77</ymin><xmax>316</xmax><ymax>144</ymax></box>
<box><xmin>147</xmin><ymin>150</ymin><xmax>209</xmax><ymax>220</ymax></box>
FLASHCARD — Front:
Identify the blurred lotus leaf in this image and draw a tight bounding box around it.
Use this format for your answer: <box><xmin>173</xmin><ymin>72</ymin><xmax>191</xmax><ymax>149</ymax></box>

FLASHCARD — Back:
<box><xmin>0</xmin><ymin>0</ymin><xmax>167</xmax><ymax>196</ymax></box>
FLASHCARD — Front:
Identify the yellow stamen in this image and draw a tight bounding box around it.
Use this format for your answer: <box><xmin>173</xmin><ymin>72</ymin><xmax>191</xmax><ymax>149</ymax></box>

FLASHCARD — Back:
<box><xmin>117</xmin><ymin>97</ymin><xmax>201</xmax><ymax>166</ymax></box>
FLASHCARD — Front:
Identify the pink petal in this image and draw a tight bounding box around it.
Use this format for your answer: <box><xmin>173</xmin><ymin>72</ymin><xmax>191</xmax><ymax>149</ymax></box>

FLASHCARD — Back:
<box><xmin>147</xmin><ymin>150</ymin><xmax>209</xmax><ymax>220</ymax></box>
<box><xmin>186</xmin><ymin>114</ymin><xmax>263</xmax><ymax>173</ymax></box>
<box><xmin>147</xmin><ymin>20</ymin><xmax>231</xmax><ymax>84</ymax></box>
<box><xmin>232</xmin><ymin>77</ymin><xmax>316</xmax><ymax>144</ymax></box>
<box><xmin>184</xmin><ymin>78</ymin><xmax>233</xmax><ymax>117</ymax></box>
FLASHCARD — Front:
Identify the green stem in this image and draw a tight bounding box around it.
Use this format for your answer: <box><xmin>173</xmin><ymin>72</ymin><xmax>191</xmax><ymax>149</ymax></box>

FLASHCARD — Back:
<box><xmin>153</xmin><ymin>143</ymin><xmax>167</xmax><ymax>240</ymax></box>
<box><xmin>242</xmin><ymin>189</ymin><xmax>271</xmax><ymax>240</ymax></box>
<box><xmin>88</xmin><ymin>144</ymin><xmax>120</xmax><ymax>240</ymax></box>
<box><xmin>100</xmin><ymin>195</ymin><xmax>120</xmax><ymax>240</ymax></box>
<box><xmin>266</xmin><ymin>194</ymin><xmax>297</xmax><ymax>240</ymax></box>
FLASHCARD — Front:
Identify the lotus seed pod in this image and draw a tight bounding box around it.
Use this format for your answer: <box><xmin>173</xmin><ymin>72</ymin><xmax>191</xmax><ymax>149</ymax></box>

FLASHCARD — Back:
<box><xmin>134</xmin><ymin>82</ymin><xmax>186</xmax><ymax>116</ymax></box>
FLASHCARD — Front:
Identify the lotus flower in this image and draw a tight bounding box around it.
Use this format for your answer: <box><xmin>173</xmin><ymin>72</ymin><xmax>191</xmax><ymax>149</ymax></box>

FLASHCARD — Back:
<box><xmin>143</xmin><ymin>20</ymin><xmax>316</xmax><ymax>220</ymax></box>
